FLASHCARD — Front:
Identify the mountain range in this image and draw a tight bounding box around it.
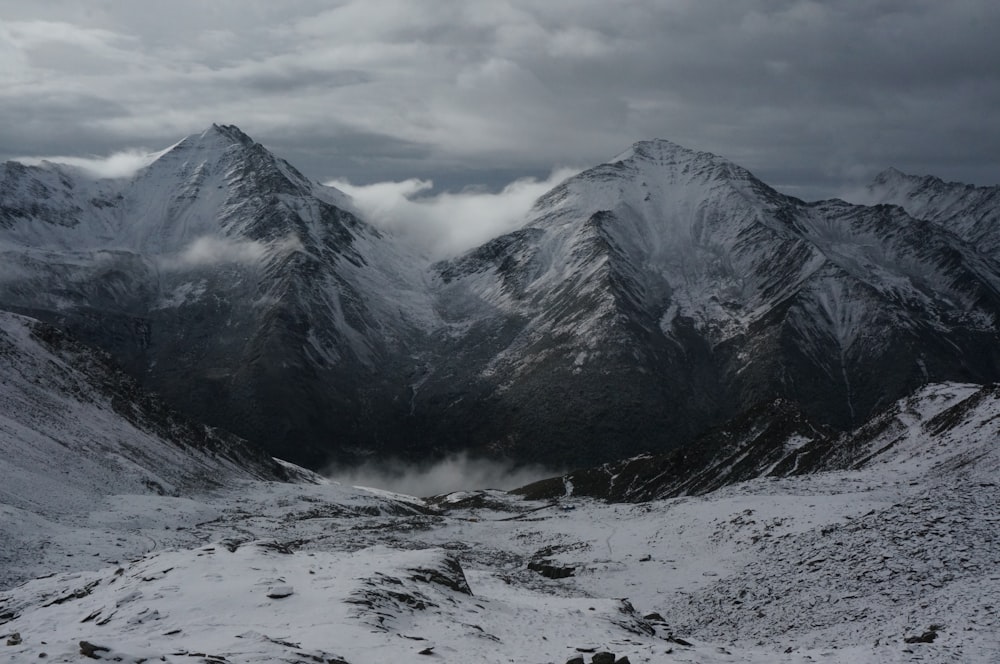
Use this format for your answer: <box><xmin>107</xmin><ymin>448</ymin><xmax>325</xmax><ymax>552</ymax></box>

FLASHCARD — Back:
<box><xmin>3</xmin><ymin>125</ymin><xmax>1000</xmax><ymax>470</ymax></box>
<box><xmin>2</xmin><ymin>126</ymin><xmax>999</xmax><ymax>662</ymax></box>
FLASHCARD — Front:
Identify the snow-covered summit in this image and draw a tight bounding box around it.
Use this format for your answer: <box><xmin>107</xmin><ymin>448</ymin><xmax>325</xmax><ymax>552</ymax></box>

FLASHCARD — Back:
<box><xmin>610</xmin><ymin>138</ymin><xmax>762</xmax><ymax>183</ymax></box>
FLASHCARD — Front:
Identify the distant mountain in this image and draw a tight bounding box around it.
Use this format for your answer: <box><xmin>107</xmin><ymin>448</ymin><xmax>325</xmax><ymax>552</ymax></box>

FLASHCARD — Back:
<box><xmin>861</xmin><ymin>167</ymin><xmax>1000</xmax><ymax>253</ymax></box>
<box><xmin>3</xmin><ymin>129</ymin><xmax>1000</xmax><ymax>469</ymax></box>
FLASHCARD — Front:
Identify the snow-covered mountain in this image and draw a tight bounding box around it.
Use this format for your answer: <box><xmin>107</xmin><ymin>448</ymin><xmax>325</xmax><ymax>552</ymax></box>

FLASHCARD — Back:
<box><xmin>425</xmin><ymin>140</ymin><xmax>1000</xmax><ymax>465</ymax></box>
<box><xmin>3</xmin><ymin>128</ymin><xmax>1000</xmax><ymax>469</ymax></box>
<box><xmin>0</xmin><ymin>125</ymin><xmax>437</xmax><ymax>467</ymax></box>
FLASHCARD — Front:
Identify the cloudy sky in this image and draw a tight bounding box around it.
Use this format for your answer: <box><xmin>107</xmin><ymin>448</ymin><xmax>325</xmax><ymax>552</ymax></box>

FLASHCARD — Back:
<box><xmin>2</xmin><ymin>0</ymin><xmax>998</xmax><ymax>203</ymax></box>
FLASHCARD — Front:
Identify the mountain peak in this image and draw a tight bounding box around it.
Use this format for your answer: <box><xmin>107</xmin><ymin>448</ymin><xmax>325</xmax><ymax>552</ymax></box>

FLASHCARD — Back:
<box><xmin>605</xmin><ymin>138</ymin><xmax>762</xmax><ymax>188</ymax></box>
<box><xmin>870</xmin><ymin>166</ymin><xmax>942</xmax><ymax>189</ymax></box>
<box><xmin>176</xmin><ymin>123</ymin><xmax>256</xmax><ymax>151</ymax></box>
<box><xmin>205</xmin><ymin>123</ymin><xmax>255</xmax><ymax>146</ymax></box>
<box><xmin>610</xmin><ymin>138</ymin><xmax>707</xmax><ymax>165</ymax></box>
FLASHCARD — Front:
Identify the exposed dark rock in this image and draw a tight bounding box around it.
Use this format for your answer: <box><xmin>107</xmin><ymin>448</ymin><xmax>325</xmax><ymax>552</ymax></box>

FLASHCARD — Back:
<box><xmin>79</xmin><ymin>640</ymin><xmax>111</xmax><ymax>659</ymax></box>
<box><xmin>409</xmin><ymin>556</ymin><xmax>473</xmax><ymax>595</ymax></box>
<box><xmin>527</xmin><ymin>560</ymin><xmax>575</xmax><ymax>579</ymax></box>
<box><xmin>904</xmin><ymin>629</ymin><xmax>939</xmax><ymax>644</ymax></box>
<box><xmin>592</xmin><ymin>652</ymin><xmax>616</xmax><ymax>664</ymax></box>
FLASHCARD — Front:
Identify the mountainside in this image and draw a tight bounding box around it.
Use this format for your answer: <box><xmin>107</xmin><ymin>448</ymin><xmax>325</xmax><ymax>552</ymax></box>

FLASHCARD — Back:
<box><xmin>424</xmin><ymin>141</ymin><xmax>1000</xmax><ymax>465</ymax></box>
<box><xmin>0</xmin><ymin>125</ymin><xmax>437</xmax><ymax>467</ymax></box>
<box><xmin>3</xmin><ymin>129</ymin><xmax>1000</xmax><ymax>469</ymax></box>
<box><xmin>514</xmin><ymin>382</ymin><xmax>997</xmax><ymax>502</ymax></box>
<box><xmin>0</xmin><ymin>310</ymin><xmax>297</xmax><ymax>587</ymax></box>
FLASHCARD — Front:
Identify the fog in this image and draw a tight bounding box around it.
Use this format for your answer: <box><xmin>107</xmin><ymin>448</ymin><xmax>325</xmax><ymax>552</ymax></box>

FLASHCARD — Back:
<box><xmin>325</xmin><ymin>452</ymin><xmax>559</xmax><ymax>498</ymax></box>
<box><xmin>15</xmin><ymin>149</ymin><xmax>160</xmax><ymax>179</ymax></box>
<box><xmin>327</xmin><ymin>168</ymin><xmax>579</xmax><ymax>259</ymax></box>
<box><xmin>159</xmin><ymin>234</ymin><xmax>304</xmax><ymax>269</ymax></box>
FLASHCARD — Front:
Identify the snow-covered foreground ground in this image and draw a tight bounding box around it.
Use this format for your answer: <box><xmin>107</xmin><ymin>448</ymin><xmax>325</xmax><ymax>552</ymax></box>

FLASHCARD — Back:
<box><xmin>3</xmin><ymin>421</ymin><xmax>998</xmax><ymax>664</ymax></box>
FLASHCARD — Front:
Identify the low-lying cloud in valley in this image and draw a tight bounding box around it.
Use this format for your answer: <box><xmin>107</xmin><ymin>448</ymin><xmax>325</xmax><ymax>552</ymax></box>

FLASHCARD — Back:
<box><xmin>328</xmin><ymin>168</ymin><xmax>579</xmax><ymax>259</ymax></box>
<box><xmin>325</xmin><ymin>452</ymin><xmax>559</xmax><ymax>498</ymax></box>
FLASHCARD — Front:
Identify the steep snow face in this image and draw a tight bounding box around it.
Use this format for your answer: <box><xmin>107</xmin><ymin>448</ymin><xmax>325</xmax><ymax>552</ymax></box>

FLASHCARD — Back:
<box><xmin>858</xmin><ymin>167</ymin><xmax>1000</xmax><ymax>253</ymax></box>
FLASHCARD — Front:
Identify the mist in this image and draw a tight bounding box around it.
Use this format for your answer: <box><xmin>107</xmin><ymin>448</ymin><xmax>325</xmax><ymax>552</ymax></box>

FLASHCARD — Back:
<box><xmin>326</xmin><ymin>168</ymin><xmax>580</xmax><ymax>259</ymax></box>
<box><xmin>159</xmin><ymin>234</ymin><xmax>304</xmax><ymax>270</ymax></box>
<box><xmin>15</xmin><ymin>149</ymin><xmax>161</xmax><ymax>179</ymax></box>
<box><xmin>325</xmin><ymin>452</ymin><xmax>560</xmax><ymax>498</ymax></box>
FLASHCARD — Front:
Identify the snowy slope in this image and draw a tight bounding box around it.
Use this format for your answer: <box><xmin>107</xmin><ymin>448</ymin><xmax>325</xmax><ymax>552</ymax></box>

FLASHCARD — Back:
<box><xmin>0</xmin><ymin>310</ymin><xmax>294</xmax><ymax>587</ymax></box>
<box><xmin>1</xmin><ymin>382</ymin><xmax>997</xmax><ymax>662</ymax></box>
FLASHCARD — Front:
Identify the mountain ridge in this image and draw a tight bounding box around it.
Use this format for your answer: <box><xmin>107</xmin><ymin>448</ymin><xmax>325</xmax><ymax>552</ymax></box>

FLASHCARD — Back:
<box><xmin>3</xmin><ymin>126</ymin><xmax>1000</xmax><ymax>469</ymax></box>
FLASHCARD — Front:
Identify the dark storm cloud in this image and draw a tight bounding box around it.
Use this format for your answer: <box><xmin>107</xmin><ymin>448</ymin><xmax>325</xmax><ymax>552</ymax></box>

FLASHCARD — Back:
<box><xmin>1</xmin><ymin>0</ymin><xmax>998</xmax><ymax>202</ymax></box>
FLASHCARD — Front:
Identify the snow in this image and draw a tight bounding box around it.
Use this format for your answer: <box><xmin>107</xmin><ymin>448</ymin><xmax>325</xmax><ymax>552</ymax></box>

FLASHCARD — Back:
<box><xmin>2</xmin><ymin>369</ymin><xmax>999</xmax><ymax>661</ymax></box>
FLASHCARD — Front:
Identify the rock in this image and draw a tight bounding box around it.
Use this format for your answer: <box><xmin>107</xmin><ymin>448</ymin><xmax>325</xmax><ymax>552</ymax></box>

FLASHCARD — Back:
<box><xmin>6</xmin><ymin>632</ymin><xmax>21</xmax><ymax>646</ymax></box>
<box><xmin>566</xmin><ymin>657</ymin><xmax>585</xmax><ymax>664</ymax></box>
<box><xmin>614</xmin><ymin>657</ymin><xmax>631</xmax><ymax>664</ymax></box>
<box><xmin>527</xmin><ymin>560</ymin><xmax>575</xmax><ymax>579</ymax></box>
<box><xmin>266</xmin><ymin>585</ymin><xmax>295</xmax><ymax>599</ymax></box>
<box><xmin>904</xmin><ymin>629</ymin><xmax>938</xmax><ymax>644</ymax></box>
<box><xmin>79</xmin><ymin>641</ymin><xmax>111</xmax><ymax>659</ymax></box>
<box><xmin>592</xmin><ymin>652</ymin><xmax>616</xmax><ymax>664</ymax></box>
<box><xmin>643</xmin><ymin>612</ymin><xmax>665</xmax><ymax>622</ymax></box>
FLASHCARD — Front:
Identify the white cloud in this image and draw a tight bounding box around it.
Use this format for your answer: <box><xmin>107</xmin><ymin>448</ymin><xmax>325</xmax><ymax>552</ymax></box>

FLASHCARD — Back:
<box><xmin>1</xmin><ymin>1</ymin><xmax>999</xmax><ymax>198</ymax></box>
<box><xmin>328</xmin><ymin>168</ymin><xmax>579</xmax><ymax>259</ymax></box>
<box><xmin>325</xmin><ymin>452</ymin><xmax>559</xmax><ymax>497</ymax></box>
<box><xmin>161</xmin><ymin>235</ymin><xmax>304</xmax><ymax>269</ymax></box>
<box><xmin>17</xmin><ymin>150</ymin><xmax>161</xmax><ymax>179</ymax></box>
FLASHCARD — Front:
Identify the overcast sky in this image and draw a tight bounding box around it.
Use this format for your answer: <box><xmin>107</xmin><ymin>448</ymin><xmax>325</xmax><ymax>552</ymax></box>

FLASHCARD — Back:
<box><xmin>2</xmin><ymin>0</ymin><xmax>999</xmax><ymax>202</ymax></box>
